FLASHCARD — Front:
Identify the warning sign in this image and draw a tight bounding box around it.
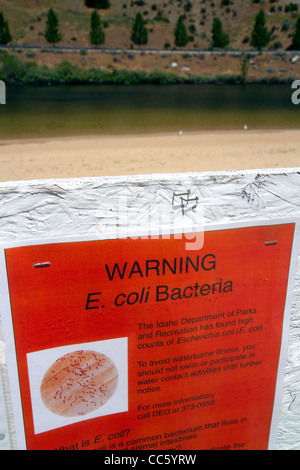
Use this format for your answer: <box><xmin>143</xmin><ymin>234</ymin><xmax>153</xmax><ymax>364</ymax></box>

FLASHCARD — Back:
<box><xmin>0</xmin><ymin>221</ymin><xmax>298</xmax><ymax>450</ymax></box>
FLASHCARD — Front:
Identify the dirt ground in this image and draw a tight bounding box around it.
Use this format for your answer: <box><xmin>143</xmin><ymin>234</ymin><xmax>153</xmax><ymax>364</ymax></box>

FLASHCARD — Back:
<box><xmin>12</xmin><ymin>46</ymin><xmax>300</xmax><ymax>83</ymax></box>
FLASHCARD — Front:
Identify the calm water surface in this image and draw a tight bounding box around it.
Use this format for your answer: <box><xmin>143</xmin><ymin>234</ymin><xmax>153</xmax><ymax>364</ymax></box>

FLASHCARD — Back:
<box><xmin>0</xmin><ymin>84</ymin><xmax>299</xmax><ymax>139</ymax></box>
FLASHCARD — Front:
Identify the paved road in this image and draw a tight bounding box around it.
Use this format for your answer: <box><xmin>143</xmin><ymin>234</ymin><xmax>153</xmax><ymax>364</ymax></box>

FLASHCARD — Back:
<box><xmin>0</xmin><ymin>44</ymin><xmax>296</xmax><ymax>56</ymax></box>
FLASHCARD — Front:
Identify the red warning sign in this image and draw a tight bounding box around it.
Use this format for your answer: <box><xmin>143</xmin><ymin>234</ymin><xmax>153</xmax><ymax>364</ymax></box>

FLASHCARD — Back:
<box><xmin>1</xmin><ymin>221</ymin><xmax>297</xmax><ymax>450</ymax></box>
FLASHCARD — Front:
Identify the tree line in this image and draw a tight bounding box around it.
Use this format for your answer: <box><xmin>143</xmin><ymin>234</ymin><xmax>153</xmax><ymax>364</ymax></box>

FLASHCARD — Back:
<box><xmin>1</xmin><ymin>5</ymin><xmax>300</xmax><ymax>50</ymax></box>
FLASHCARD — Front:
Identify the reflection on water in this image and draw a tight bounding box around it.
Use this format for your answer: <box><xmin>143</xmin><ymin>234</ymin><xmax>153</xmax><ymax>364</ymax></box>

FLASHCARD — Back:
<box><xmin>0</xmin><ymin>84</ymin><xmax>298</xmax><ymax>139</ymax></box>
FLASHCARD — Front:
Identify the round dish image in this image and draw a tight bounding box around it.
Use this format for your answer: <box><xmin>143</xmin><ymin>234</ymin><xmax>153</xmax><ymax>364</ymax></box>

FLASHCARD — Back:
<box><xmin>40</xmin><ymin>350</ymin><xmax>119</xmax><ymax>417</ymax></box>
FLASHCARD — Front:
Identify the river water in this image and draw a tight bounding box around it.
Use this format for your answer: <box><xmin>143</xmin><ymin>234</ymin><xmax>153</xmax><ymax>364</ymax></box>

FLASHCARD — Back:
<box><xmin>0</xmin><ymin>84</ymin><xmax>298</xmax><ymax>139</ymax></box>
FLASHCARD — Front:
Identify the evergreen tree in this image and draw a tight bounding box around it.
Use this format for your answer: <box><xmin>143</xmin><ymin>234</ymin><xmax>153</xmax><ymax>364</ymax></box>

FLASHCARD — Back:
<box><xmin>131</xmin><ymin>13</ymin><xmax>148</xmax><ymax>46</ymax></box>
<box><xmin>90</xmin><ymin>10</ymin><xmax>105</xmax><ymax>45</ymax></box>
<box><xmin>85</xmin><ymin>0</ymin><xmax>110</xmax><ymax>9</ymax></box>
<box><xmin>174</xmin><ymin>15</ymin><xmax>189</xmax><ymax>48</ymax></box>
<box><xmin>0</xmin><ymin>12</ymin><xmax>12</xmax><ymax>45</ymax></box>
<box><xmin>291</xmin><ymin>17</ymin><xmax>300</xmax><ymax>49</ymax></box>
<box><xmin>251</xmin><ymin>9</ymin><xmax>270</xmax><ymax>49</ymax></box>
<box><xmin>44</xmin><ymin>8</ymin><xmax>62</xmax><ymax>46</ymax></box>
<box><xmin>211</xmin><ymin>17</ymin><xmax>229</xmax><ymax>48</ymax></box>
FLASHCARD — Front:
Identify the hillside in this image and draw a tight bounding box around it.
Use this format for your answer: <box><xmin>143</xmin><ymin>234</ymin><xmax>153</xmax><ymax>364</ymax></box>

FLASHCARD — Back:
<box><xmin>1</xmin><ymin>0</ymin><xmax>300</xmax><ymax>82</ymax></box>
<box><xmin>1</xmin><ymin>0</ymin><xmax>300</xmax><ymax>50</ymax></box>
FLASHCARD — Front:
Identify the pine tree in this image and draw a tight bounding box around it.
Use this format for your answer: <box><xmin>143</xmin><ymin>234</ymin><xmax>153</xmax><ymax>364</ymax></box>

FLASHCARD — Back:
<box><xmin>0</xmin><ymin>12</ymin><xmax>12</xmax><ymax>45</ymax></box>
<box><xmin>44</xmin><ymin>9</ymin><xmax>62</xmax><ymax>46</ymax></box>
<box><xmin>131</xmin><ymin>13</ymin><xmax>148</xmax><ymax>47</ymax></box>
<box><xmin>251</xmin><ymin>9</ymin><xmax>270</xmax><ymax>50</ymax></box>
<box><xmin>291</xmin><ymin>17</ymin><xmax>300</xmax><ymax>49</ymax></box>
<box><xmin>211</xmin><ymin>17</ymin><xmax>229</xmax><ymax>48</ymax></box>
<box><xmin>174</xmin><ymin>15</ymin><xmax>189</xmax><ymax>48</ymax></box>
<box><xmin>90</xmin><ymin>10</ymin><xmax>105</xmax><ymax>45</ymax></box>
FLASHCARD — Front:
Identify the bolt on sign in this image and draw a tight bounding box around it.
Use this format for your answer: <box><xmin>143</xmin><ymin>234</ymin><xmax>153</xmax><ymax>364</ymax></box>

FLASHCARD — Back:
<box><xmin>0</xmin><ymin>219</ymin><xmax>299</xmax><ymax>450</ymax></box>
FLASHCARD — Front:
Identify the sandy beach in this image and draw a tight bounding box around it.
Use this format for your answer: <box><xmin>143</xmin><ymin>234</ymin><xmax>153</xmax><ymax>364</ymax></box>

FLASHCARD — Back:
<box><xmin>0</xmin><ymin>129</ymin><xmax>300</xmax><ymax>182</ymax></box>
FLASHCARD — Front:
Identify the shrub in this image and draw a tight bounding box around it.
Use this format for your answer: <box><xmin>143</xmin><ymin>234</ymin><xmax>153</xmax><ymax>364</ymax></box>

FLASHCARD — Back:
<box><xmin>85</xmin><ymin>0</ymin><xmax>110</xmax><ymax>9</ymax></box>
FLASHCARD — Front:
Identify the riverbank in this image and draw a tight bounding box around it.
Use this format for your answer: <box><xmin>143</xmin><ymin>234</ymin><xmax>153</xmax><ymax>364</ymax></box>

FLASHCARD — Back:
<box><xmin>0</xmin><ymin>129</ymin><xmax>299</xmax><ymax>182</ymax></box>
<box><xmin>1</xmin><ymin>49</ymin><xmax>300</xmax><ymax>85</ymax></box>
